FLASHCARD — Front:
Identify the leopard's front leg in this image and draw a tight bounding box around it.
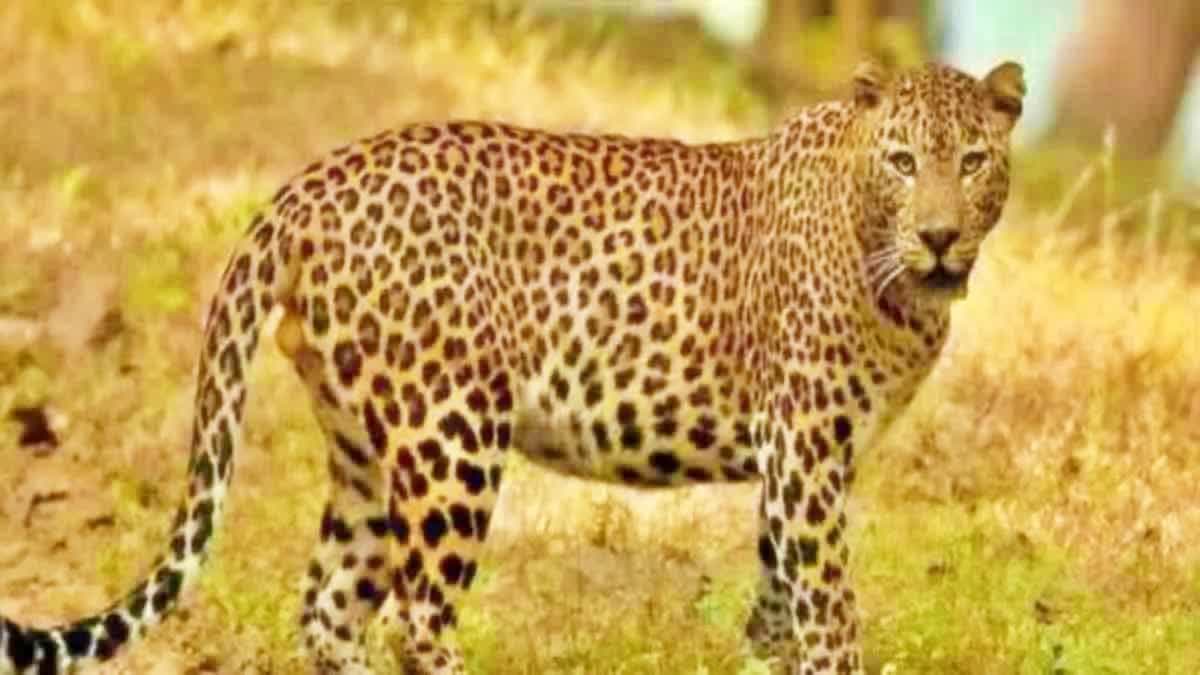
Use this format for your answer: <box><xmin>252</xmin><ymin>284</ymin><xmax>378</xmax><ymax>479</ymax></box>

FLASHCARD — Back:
<box><xmin>745</xmin><ymin>413</ymin><xmax>863</xmax><ymax>675</ymax></box>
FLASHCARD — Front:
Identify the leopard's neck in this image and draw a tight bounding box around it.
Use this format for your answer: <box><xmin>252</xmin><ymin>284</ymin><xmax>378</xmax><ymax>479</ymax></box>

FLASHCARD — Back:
<box><xmin>736</xmin><ymin>100</ymin><xmax>953</xmax><ymax>416</ymax></box>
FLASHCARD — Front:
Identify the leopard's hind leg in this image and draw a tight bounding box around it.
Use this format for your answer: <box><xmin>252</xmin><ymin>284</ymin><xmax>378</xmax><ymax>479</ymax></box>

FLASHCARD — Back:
<box><xmin>372</xmin><ymin>307</ymin><xmax>515</xmax><ymax>675</ymax></box>
<box><xmin>279</xmin><ymin>310</ymin><xmax>392</xmax><ymax>674</ymax></box>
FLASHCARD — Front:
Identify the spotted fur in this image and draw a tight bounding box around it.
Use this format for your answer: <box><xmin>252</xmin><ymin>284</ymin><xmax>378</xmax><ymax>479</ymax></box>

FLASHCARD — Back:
<box><xmin>1</xmin><ymin>60</ymin><xmax>1024</xmax><ymax>675</ymax></box>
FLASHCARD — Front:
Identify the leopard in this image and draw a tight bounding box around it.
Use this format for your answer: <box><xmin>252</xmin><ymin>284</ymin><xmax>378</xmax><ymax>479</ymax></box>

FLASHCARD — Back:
<box><xmin>0</xmin><ymin>59</ymin><xmax>1024</xmax><ymax>675</ymax></box>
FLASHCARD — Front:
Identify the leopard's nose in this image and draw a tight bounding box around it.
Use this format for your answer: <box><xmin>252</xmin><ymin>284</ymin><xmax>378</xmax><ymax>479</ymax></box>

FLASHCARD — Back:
<box><xmin>918</xmin><ymin>228</ymin><xmax>960</xmax><ymax>257</ymax></box>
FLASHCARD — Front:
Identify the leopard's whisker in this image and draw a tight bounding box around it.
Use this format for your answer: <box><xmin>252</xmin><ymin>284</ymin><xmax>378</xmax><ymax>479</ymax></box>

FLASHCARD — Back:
<box><xmin>864</xmin><ymin>249</ymin><xmax>898</xmax><ymax>267</ymax></box>
<box><xmin>864</xmin><ymin>246</ymin><xmax>898</xmax><ymax>260</ymax></box>
<box><xmin>865</xmin><ymin>251</ymin><xmax>902</xmax><ymax>284</ymax></box>
<box><xmin>874</xmin><ymin>263</ymin><xmax>907</xmax><ymax>300</ymax></box>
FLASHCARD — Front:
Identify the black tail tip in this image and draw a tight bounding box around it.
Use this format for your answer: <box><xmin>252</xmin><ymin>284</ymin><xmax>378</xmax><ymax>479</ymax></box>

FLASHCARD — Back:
<box><xmin>2</xmin><ymin>617</ymin><xmax>59</xmax><ymax>674</ymax></box>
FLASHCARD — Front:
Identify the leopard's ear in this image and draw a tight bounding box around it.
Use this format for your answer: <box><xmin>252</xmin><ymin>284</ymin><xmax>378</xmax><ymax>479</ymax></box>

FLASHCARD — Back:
<box><xmin>852</xmin><ymin>59</ymin><xmax>890</xmax><ymax>109</ymax></box>
<box><xmin>981</xmin><ymin>61</ymin><xmax>1025</xmax><ymax>130</ymax></box>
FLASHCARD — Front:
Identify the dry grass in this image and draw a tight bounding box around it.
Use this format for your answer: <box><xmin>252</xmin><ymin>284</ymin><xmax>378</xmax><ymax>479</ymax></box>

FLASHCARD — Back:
<box><xmin>0</xmin><ymin>2</ymin><xmax>1198</xmax><ymax>674</ymax></box>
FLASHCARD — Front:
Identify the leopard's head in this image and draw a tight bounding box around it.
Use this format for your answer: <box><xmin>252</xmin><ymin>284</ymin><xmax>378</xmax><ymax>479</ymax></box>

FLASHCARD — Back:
<box><xmin>853</xmin><ymin>60</ymin><xmax>1025</xmax><ymax>302</ymax></box>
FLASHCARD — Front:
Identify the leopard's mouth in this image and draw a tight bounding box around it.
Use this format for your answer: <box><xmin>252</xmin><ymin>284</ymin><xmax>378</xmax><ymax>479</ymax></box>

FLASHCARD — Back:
<box><xmin>919</xmin><ymin>263</ymin><xmax>969</xmax><ymax>293</ymax></box>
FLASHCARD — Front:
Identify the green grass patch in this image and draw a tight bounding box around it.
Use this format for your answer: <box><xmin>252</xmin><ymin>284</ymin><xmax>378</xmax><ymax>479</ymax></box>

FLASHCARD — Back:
<box><xmin>860</xmin><ymin>505</ymin><xmax>1200</xmax><ymax>674</ymax></box>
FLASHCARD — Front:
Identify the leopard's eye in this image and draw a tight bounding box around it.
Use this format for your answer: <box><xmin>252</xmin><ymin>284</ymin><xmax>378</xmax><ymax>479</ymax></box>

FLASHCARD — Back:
<box><xmin>887</xmin><ymin>151</ymin><xmax>916</xmax><ymax>177</ymax></box>
<box><xmin>960</xmin><ymin>151</ymin><xmax>987</xmax><ymax>176</ymax></box>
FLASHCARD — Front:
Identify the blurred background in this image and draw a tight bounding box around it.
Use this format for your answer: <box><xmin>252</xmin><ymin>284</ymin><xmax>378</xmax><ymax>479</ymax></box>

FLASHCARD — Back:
<box><xmin>540</xmin><ymin>0</ymin><xmax>1200</xmax><ymax>184</ymax></box>
<box><xmin>0</xmin><ymin>2</ymin><xmax>1198</xmax><ymax>674</ymax></box>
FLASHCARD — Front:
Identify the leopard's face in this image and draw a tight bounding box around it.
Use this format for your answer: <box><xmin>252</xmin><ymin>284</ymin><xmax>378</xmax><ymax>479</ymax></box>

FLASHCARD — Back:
<box><xmin>854</xmin><ymin>61</ymin><xmax>1025</xmax><ymax>302</ymax></box>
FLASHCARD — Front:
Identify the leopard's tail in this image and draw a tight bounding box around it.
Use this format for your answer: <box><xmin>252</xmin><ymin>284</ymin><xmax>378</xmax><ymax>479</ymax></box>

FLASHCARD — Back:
<box><xmin>1</xmin><ymin>214</ymin><xmax>296</xmax><ymax>674</ymax></box>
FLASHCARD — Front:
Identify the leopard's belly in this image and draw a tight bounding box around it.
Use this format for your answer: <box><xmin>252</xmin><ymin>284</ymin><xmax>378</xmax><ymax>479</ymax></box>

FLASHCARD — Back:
<box><xmin>511</xmin><ymin>358</ymin><xmax>759</xmax><ymax>487</ymax></box>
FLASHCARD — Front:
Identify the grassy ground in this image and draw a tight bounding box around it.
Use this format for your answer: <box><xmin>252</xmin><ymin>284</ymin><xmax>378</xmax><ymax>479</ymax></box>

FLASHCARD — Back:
<box><xmin>1</xmin><ymin>2</ymin><xmax>1198</xmax><ymax>674</ymax></box>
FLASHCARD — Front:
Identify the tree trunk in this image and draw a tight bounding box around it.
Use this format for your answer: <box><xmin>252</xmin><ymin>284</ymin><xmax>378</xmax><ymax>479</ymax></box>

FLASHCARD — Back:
<box><xmin>1053</xmin><ymin>0</ymin><xmax>1200</xmax><ymax>157</ymax></box>
<box><xmin>835</xmin><ymin>0</ymin><xmax>875</xmax><ymax>70</ymax></box>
